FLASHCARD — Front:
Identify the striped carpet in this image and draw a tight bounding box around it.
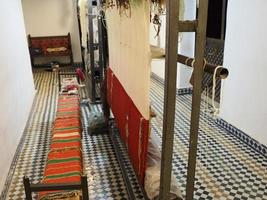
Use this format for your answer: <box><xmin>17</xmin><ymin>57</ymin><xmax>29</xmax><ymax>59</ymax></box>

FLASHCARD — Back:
<box><xmin>1</xmin><ymin>69</ymin><xmax>266</xmax><ymax>200</ymax></box>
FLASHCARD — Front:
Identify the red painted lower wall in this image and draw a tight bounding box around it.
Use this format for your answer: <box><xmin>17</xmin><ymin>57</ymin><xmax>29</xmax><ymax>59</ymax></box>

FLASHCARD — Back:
<box><xmin>107</xmin><ymin>68</ymin><xmax>149</xmax><ymax>185</ymax></box>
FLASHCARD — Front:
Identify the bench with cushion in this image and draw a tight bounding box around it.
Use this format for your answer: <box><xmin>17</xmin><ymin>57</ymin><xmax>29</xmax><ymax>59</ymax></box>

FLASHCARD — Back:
<box><xmin>28</xmin><ymin>33</ymin><xmax>73</xmax><ymax>67</ymax></box>
<box><xmin>23</xmin><ymin>79</ymin><xmax>88</xmax><ymax>200</ymax></box>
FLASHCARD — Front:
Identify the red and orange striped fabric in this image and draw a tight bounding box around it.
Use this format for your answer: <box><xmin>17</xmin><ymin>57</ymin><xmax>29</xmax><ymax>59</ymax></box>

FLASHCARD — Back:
<box><xmin>39</xmin><ymin>94</ymin><xmax>84</xmax><ymax>200</ymax></box>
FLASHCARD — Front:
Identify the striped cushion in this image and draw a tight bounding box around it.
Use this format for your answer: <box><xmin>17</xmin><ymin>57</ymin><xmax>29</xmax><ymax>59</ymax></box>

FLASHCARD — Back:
<box><xmin>53</xmin><ymin>118</ymin><xmax>81</xmax><ymax>128</ymax></box>
<box><xmin>58</xmin><ymin>97</ymin><xmax>79</xmax><ymax>103</ymax></box>
<box><xmin>58</xmin><ymin>94</ymin><xmax>79</xmax><ymax>99</ymax></box>
<box><xmin>44</xmin><ymin>161</ymin><xmax>82</xmax><ymax>172</ymax></box>
<box><xmin>57</xmin><ymin>108</ymin><xmax>79</xmax><ymax>113</ymax></box>
<box><xmin>45</xmin><ymin>165</ymin><xmax>81</xmax><ymax>177</ymax></box>
<box><xmin>57</xmin><ymin>101</ymin><xmax>79</xmax><ymax>107</ymax></box>
<box><xmin>57</xmin><ymin>103</ymin><xmax>79</xmax><ymax>108</ymax></box>
<box><xmin>52</xmin><ymin>132</ymin><xmax>80</xmax><ymax>140</ymax></box>
<box><xmin>56</xmin><ymin>111</ymin><xmax>80</xmax><ymax>119</ymax></box>
<box><xmin>46</xmin><ymin>148</ymin><xmax>82</xmax><ymax>171</ymax></box>
<box><xmin>56</xmin><ymin>115</ymin><xmax>80</xmax><ymax>119</ymax></box>
<box><xmin>39</xmin><ymin>93</ymin><xmax>83</xmax><ymax>200</ymax></box>
<box><xmin>52</xmin><ymin>126</ymin><xmax>81</xmax><ymax>137</ymax></box>
<box><xmin>53</xmin><ymin>126</ymin><xmax>81</xmax><ymax>133</ymax></box>
<box><xmin>57</xmin><ymin>102</ymin><xmax>79</xmax><ymax>106</ymax></box>
<box><xmin>50</xmin><ymin>138</ymin><xmax>81</xmax><ymax>149</ymax></box>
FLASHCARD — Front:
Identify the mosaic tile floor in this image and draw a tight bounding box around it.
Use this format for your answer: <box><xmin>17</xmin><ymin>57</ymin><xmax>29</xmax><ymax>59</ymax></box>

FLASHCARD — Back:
<box><xmin>150</xmin><ymin>76</ymin><xmax>267</xmax><ymax>200</ymax></box>
<box><xmin>1</xmin><ymin>70</ymin><xmax>267</xmax><ymax>200</ymax></box>
<box><xmin>1</xmin><ymin>70</ymin><xmax>144</xmax><ymax>200</ymax></box>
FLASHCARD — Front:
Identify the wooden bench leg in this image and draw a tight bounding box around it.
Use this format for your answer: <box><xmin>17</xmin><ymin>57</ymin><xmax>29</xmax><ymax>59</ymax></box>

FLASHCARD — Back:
<box><xmin>81</xmin><ymin>175</ymin><xmax>89</xmax><ymax>200</ymax></box>
<box><xmin>58</xmin><ymin>71</ymin><xmax>61</xmax><ymax>91</ymax></box>
<box><xmin>70</xmin><ymin>55</ymin><xmax>74</xmax><ymax>66</ymax></box>
<box><xmin>30</xmin><ymin>56</ymin><xmax>35</xmax><ymax>68</ymax></box>
<box><xmin>23</xmin><ymin>176</ymin><xmax>33</xmax><ymax>200</ymax></box>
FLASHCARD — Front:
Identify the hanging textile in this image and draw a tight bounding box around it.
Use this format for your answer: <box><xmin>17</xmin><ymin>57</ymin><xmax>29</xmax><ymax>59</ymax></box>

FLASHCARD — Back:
<box><xmin>105</xmin><ymin>1</ymin><xmax>151</xmax><ymax>119</ymax></box>
<box><xmin>105</xmin><ymin>1</ymin><xmax>151</xmax><ymax>184</ymax></box>
<box><xmin>107</xmin><ymin>68</ymin><xmax>150</xmax><ymax>185</ymax></box>
<box><xmin>78</xmin><ymin>0</ymin><xmax>88</xmax><ymax>47</ymax></box>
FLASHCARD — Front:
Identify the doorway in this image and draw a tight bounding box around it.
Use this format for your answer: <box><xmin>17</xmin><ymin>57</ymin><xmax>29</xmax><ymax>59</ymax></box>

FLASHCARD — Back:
<box><xmin>203</xmin><ymin>0</ymin><xmax>228</xmax><ymax>103</ymax></box>
<box><xmin>206</xmin><ymin>0</ymin><xmax>228</xmax><ymax>40</ymax></box>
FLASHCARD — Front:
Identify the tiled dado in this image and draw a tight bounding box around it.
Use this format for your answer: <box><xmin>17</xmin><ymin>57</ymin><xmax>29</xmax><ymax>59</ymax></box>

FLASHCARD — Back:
<box><xmin>216</xmin><ymin>118</ymin><xmax>267</xmax><ymax>158</ymax></box>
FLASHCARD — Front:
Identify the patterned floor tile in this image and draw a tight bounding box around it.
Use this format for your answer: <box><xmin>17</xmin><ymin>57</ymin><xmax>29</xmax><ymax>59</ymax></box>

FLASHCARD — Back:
<box><xmin>150</xmin><ymin>77</ymin><xmax>267</xmax><ymax>199</ymax></box>
<box><xmin>1</xmin><ymin>70</ymin><xmax>143</xmax><ymax>200</ymax></box>
<box><xmin>1</xmin><ymin>69</ymin><xmax>267</xmax><ymax>200</ymax></box>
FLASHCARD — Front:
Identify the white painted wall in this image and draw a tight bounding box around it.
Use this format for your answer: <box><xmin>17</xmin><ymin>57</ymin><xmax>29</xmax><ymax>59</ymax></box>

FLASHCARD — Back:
<box><xmin>0</xmin><ymin>0</ymin><xmax>35</xmax><ymax>191</ymax></box>
<box><xmin>22</xmin><ymin>0</ymin><xmax>82</xmax><ymax>63</ymax></box>
<box><xmin>150</xmin><ymin>0</ymin><xmax>196</xmax><ymax>89</ymax></box>
<box><xmin>220</xmin><ymin>0</ymin><xmax>267</xmax><ymax>145</ymax></box>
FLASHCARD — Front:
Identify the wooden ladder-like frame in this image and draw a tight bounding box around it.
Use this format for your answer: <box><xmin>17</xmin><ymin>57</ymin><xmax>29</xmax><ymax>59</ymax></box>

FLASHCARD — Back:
<box><xmin>159</xmin><ymin>1</ymin><xmax>209</xmax><ymax>200</ymax></box>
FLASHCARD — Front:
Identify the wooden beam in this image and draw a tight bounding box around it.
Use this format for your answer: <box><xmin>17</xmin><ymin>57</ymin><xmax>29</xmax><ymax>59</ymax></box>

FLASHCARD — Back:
<box><xmin>185</xmin><ymin>0</ymin><xmax>209</xmax><ymax>200</ymax></box>
<box><xmin>150</xmin><ymin>45</ymin><xmax>229</xmax><ymax>79</ymax></box>
<box><xmin>81</xmin><ymin>175</ymin><xmax>89</xmax><ymax>200</ymax></box>
<box><xmin>88</xmin><ymin>0</ymin><xmax>96</xmax><ymax>101</ymax></box>
<box><xmin>221</xmin><ymin>0</ymin><xmax>227</xmax><ymax>39</ymax></box>
<box><xmin>30</xmin><ymin>182</ymin><xmax>82</xmax><ymax>192</ymax></box>
<box><xmin>23</xmin><ymin>177</ymin><xmax>32</xmax><ymax>200</ymax></box>
<box><xmin>177</xmin><ymin>54</ymin><xmax>228</xmax><ymax>79</ymax></box>
<box><xmin>178</xmin><ymin>20</ymin><xmax>198</xmax><ymax>32</ymax></box>
<box><xmin>23</xmin><ymin>176</ymin><xmax>89</xmax><ymax>199</ymax></box>
<box><xmin>159</xmin><ymin>0</ymin><xmax>179</xmax><ymax>199</ymax></box>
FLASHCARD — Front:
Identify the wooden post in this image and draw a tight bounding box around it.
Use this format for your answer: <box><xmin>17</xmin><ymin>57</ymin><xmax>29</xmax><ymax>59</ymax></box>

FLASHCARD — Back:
<box><xmin>76</xmin><ymin>0</ymin><xmax>86</xmax><ymax>69</ymax></box>
<box><xmin>159</xmin><ymin>0</ymin><xmax>179</xmax><ymax>199</ymax></box>
<box><xmin>88</xmin><ymin>0</ymin><xmax>96</xmax><ymax>101</ymax></box>
<box><xmin>68</xmin><ymin>32</ymin><xmax>74</xmax><ymax>66</ymax></box>
<box><xmin>23</xmin><ymin>177</ymin><xmax>33</xmax><ymax>200</ymax></box>
<box><xmin>185</xmin><ymin>0</ymin><xmax>209</xmax><ymax>200</ymax></box>
<box><xmin>221</xmin><ymin>0</ymin><xmax>227</xmax><ymax>40</ymax></box>
<box><xmin>58</xmin><ymin>69</ymin><xmax>61</xmax><ymax>91</ymax></box>
<box><xmin>81</xmin><ymin>175</ymin><xmax>89</xmax><ymax>200</ymax></box>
